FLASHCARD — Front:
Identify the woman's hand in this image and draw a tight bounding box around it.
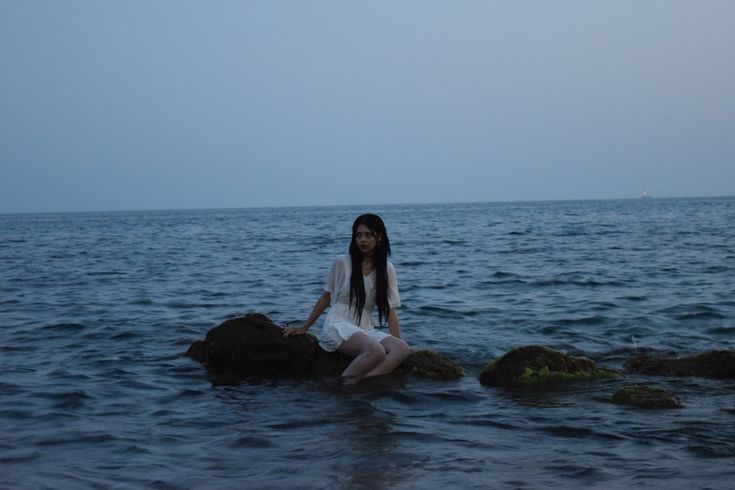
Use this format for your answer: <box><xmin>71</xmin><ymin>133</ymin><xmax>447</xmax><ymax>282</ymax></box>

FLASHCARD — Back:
<box><xmin>282</xmin><ymin>325</ymin><xmax>308</xmax><ymax>338</ymax></box>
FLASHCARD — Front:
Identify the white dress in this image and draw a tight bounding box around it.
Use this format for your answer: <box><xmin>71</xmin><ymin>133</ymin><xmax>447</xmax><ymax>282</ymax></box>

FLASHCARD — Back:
<box><xmin>319</xmin><ymin>254</ymin><xmax>401</xmax><ymax>352</ymax></box>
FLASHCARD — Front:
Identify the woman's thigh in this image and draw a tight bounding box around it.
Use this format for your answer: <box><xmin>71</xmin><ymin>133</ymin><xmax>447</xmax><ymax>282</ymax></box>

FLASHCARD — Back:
<box><xmin>338</xmin><ymin>331</ymin><xmax>385</xmax><ymax>357</ymax></box>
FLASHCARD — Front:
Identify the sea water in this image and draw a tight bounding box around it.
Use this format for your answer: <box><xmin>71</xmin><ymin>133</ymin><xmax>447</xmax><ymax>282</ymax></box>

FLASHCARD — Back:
<box><xmin>1</xmin><ymin>198</ymin><xmax>734</xmax><ymax>488</ymax></box>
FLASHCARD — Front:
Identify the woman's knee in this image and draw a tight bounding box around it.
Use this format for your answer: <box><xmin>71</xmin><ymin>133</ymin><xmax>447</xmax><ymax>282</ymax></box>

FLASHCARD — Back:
<box><xmin>341</xmin><ymin>333</ymin><xmax>385</xmax><ymax>362</ymax></box>
<box><xmin>397</xmin><ymin>339</ymin><xmax>411</xmax><ymax>359</ymax></box>
<box><xmin>382</xmin><ymin>336</ymin><xmax>409</xmax><ymax>359</ymax></box>
<box><xmin>366</xmin><ymin>339</ymin><xmax>386</xmax><ymax>363</ymax></box>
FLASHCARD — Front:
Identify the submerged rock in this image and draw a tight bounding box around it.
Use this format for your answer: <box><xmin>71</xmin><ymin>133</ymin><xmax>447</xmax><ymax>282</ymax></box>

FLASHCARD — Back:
<box><xmin>612</xmin><ymin>385</ymin><xmax>682</xmax><ymax>409</ymax></box>
<box><xmin>624</xmin><ymin>350</ymin><xmax>735</xmax><ymax>378</ymax></box>
<box><xmin>479</xmin><ymin>346</ymin><xmax>620</xmax><ymax>387</ymax></box>
<box><xmin>186</xmin><ymin>313</ymin><xmax>464</xmax><ymax>380</ymax></box>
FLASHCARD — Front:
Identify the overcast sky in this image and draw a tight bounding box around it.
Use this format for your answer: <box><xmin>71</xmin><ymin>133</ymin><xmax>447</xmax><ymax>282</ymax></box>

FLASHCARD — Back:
<box><xmin>1</xmin><ymin>1</ymin><xmax>733</xmax><ymax>213</ymax></box>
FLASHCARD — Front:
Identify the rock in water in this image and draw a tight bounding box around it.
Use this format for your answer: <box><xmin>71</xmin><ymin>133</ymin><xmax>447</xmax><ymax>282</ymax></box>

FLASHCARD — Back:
<box><xmin>624</xmin><ymin>350</ymin><xmax>735</xmax><ymax>378</ymax></box>
<box><xmin>479</xmin><ymin>346</ymin><xmax>620</xmax><ymax>387</ymax></box>
<box><xmin>612</xmin><ymin>385</ymin><xmax>682</xmax><ymax>409</ymax></box>
<box><xmin>394</xmin><ymin>349</ymin><xmax>465</xmax><ymax>380</ymax></box>
<box><xmin>186</xmin><ymin>313</ymin><xmax>350</xmax><ymax>376</ymax></box>
<box><xmin>186</xmin><ymin>313</ymin><xmax>464</xmax><ymax>380</ymax></box>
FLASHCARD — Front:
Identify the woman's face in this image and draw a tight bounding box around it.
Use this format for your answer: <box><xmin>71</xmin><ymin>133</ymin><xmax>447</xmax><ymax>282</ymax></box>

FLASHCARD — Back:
<box><xmin>355</xmin><ymin>224</ymin><xmax>380</xmax><ymax>257</ymax></box>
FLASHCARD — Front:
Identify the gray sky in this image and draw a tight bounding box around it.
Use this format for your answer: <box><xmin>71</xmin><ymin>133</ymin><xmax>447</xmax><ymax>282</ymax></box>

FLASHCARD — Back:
<box><xmin>1</xmin><ymin>0</ymin><xmax>733</xmax><ymax>213</ymax></box>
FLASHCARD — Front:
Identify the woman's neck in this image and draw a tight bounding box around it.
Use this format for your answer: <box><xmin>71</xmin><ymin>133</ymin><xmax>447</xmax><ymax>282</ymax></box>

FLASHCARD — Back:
<box><xmin>361</xmin><ymin>256</ymin><xmax>374</xmax><ymax>275</ymax></box>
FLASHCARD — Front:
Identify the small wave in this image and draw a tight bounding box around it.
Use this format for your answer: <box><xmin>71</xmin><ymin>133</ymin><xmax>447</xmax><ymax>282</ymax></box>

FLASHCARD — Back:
<box><xmin>36</xmin><ymin>431</ymin><xmax>115</xmax><ymax>447</ymax></box>
<box><xmin>0</xmin><ymin>408</ymin><xmax>31</xmax><ymax>419</ymax></box>
<box><xmin>0</xmin><ymin>450</ymin><xmax>42</xmax><ymax>464</ymax></box>
<box><xmin>85</xmin><ymin>271</ymin><xmax>125</xmax><ymax>276</ymax></box>
<box><xmin>543</xmin><ymin>463</ymin><xmax>609</xmax><ymax>481</ymax></box>
<box><xmin>33</xmin><ymin>389</ymin><xmax>94</xmax><ymax>410</ymax></box>
<box><xmin>110</xmin><ymin>330</ymin><xmax>140</xmax><ymax>340</ymax></box>
<box><xmin>165</xmin><ymin>301</ymin><xmax>225</xmax><ymax>309</ymax></box>
<box><xmin>548</xmin><ymin>315</ymin><xmax>610</xmax><ymax>327</ymax></box>
<box><xmin>415</xmin><ymin>305</ymin><xmax>460</xmax><ymax>318</ymax></box>
<box><xmin>704</xmin><ymin>265</ymin><xmax>730</xmax><ymax>274</ymax></box>
<box><xmin>661</xmin><ymin>303</ymin><xmax>726</xmax><ymax>321</ymax></box>
<box><xmin>478</xmin><ymin>271</ymin><xmax>527</xmax><ymax>286</ymax></box>
<box><xmin>621</xmin><ymin>295</ymin><xmax>647</xmax><ymax>302</ymax></box>
<box><xmin>707</xmin><ymin>326</ymin><xmax>735</xmax><ymax>334</ymax></box>
<box><xmin>540</xmin><ymin>425</ymin><xmax>625</xmax><ymax>441</ymax></box>
<box><xmin>534</xmin><ymin>278</ymin><xmax>623</xmax><ymax>288</ymax></box>
<box><xmin>453</xmin><ymin>417</ymin><xmax>518</xmax><ymax>430</ymax></box>
<box><xmin>686</xmin><ymin>443</ymin><xmax>735</xmax><ymax>458</ymax></box>
<box><xmin>268</xmin><ymin>418</ymin><xmax>334</xmax><ymax>430</ymax></box>
<box><xmin>41</xmin><ymin>322</ymin><xmax>87</xmax><ymax>332</ymax></box>
<box><xmin>677</xmin><ymin>310</ymin><xmax>726</xmax><ymax>321</ymax></box>
<box><xmin>0</xmin><ymin>345</ymin><xmax>38</xmax><ymax>353</ymax></box>
<box><xmin>128</xmin><ymin>298</ymin><xmax>154</xmax><ymax>306</ymax></box>
<box><xmin>229</xmin><ymin>435</ymin><xmax>273</xmax><ymax>449</ymax></box>
<box><xmin>120</xmin><ymin>445</ymin><xmax>152</xmax><ymax>455</ymax></box>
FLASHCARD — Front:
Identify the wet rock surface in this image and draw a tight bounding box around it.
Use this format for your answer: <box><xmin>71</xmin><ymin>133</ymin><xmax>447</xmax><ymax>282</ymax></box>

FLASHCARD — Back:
<box><xmin>479</xmin><ymin>345</ymin><xmax>620</xmax><ymax>387</ymax></box>
<box><xmin>624</xmin><ymin>350</ymin><xmax>735</xmax><ymax>378</ymax></box>
<box><xmin>612</xmin><ymin>385</ymin><xmax>682</xmax><ymax>409</ymax></box>
<box><xmin>186</xmin><ymin>313</ymin><xmax>464</xmax><ymax>380</ymax></box>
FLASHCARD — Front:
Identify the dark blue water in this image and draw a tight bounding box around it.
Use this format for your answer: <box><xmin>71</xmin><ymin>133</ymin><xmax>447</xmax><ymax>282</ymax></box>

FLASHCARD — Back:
<box><xmin>1</xmin><ymin>198</ymin><xmax>734</xmax><ymax>489</ymax></box>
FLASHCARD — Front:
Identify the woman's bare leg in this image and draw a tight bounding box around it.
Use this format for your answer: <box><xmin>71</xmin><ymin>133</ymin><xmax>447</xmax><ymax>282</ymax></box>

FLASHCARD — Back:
<box><xmin>364</xmin><ymin>336</ymin><xmax>411</xmax><ymax>378</ymax></box>
<box><xmin>337</xmin><ymin>332</ymin><xmax>386</xmax><ymax>379</ymax></box>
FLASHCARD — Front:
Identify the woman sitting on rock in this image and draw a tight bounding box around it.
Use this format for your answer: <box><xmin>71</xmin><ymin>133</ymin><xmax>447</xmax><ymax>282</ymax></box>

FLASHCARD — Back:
<box><xmin>282</xmin><ymin>213</ymin><xmax>410</xmax><ymax>381</ymax></box>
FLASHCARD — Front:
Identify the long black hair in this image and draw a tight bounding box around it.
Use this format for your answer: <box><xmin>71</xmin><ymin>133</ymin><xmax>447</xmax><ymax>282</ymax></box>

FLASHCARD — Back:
<box><xmin>348</xmin><ymin>213</ymin><xmax>392</xmax><ymax>326</ymax></box>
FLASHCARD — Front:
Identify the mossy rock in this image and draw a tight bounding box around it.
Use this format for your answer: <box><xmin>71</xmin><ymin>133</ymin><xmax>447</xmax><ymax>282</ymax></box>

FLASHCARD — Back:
<box><xmin>612</xmin><ymin>384</ymin><xmax>682</xmax><ymax>409</ymax></box>
<box><xmin>394</xmin><ymin>349</ymin><xmax>465</xmax><ymax>380</ymax></box>
<box><xmin>624</xmin><ymin>350</ymin><xmax>735</xmax><ymax>378</ymax></box>
<box><xmin>479</xmin><ymin>346</ymin><xmax>621</xmax><ymax>387</ymax></box>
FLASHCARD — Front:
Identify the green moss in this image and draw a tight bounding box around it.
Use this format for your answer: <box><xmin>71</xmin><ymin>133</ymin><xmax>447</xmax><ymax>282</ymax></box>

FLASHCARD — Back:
<box><xmin>593</xmin><ymin>368</ymin><xmax>622</xmax><ymax>379</ymax></box>
<box><xmin>480</xmin><ymin>357</ymin><xmax>500</xmax><ymax>378</ymax></box>
<box><xmin>515</xmin><ymin>366</ymin><xmax>607</xmax><ymax>384</ymax></box>
<box><xmin>612</xmin><ymin>384</ymin><xmax>681</xmax><ymax>409</ymax></box>
<box><xmin>611</xmin><ymin>386</ymin><xmax>637</xmax><ymax>403</ymax></box>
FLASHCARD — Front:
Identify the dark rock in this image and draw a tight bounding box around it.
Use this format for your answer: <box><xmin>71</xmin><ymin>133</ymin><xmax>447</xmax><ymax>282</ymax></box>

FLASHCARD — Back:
<box><xmin>186</xmin><ymin>313</ymin><xmax>464</xmax><ymax>380</ymax></box>
<box><xmin>612</xmin><ymin>384</ymin><xmax>682</xmax><ymax>409</ymax></box>
<box><xmin>394</xmin><ymin>349</ymin><xmax>465</xmax><ymax>380</ymax></box>
<box><xmin>479</xmin><ymin>345</ymin><xmax>621</xmax><ymax>387</ymax></box>
<box><xmin>186</xmin><ymin>340</ymin><xmax>206</xmax><ymax>361</ymax></box>
<box><xmin>624</xmin><ymin>350</ymin><xmax>735</xmax><ymax>378</ymax></box>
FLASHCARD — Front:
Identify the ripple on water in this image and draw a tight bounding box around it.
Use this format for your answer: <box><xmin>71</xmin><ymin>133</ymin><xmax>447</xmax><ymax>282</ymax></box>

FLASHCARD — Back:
<box><xmin>0</xmin><ymin>450</ymin><xmax>42</xmax><ymax>464</ymax></box>
<box><xmin>229</xmin><ymin>435</ymin><xmax>273</xmax><ymax>449</ymax></box>
<box><xmin>32</xmin><ymin>389</ymin><xmax>94</xmax><ymax>410</ymax></box>
<box><xmin>35</xmin><ymin>431</ymin><xmax>116</xmax><ymax>447</ymax></box>
<box><xmin>540</xmin><ymin>425</ymin><xmax>626</xmax><ymax>441</ymax></box>
<box><xmin>660</xmin><ymin>303</ymin><xmax>726</xmax><ymax>321</ymax></box>
<box><xmin>40</xmin><ymin>322</ymin><xmax>87</xmax><ymax>333</ymax></box>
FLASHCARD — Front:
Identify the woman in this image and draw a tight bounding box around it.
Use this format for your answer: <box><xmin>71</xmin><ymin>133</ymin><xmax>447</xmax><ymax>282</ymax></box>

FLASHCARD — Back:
<box><xmin>282</xmin><ymin>213</ymin><xmax>410</xmax><ymax>381</ymax></box>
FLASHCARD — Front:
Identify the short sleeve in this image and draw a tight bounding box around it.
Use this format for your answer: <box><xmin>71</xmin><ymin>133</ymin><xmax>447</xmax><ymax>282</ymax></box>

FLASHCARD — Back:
<box><xmin>324</xmin><ymin>256</ymin><xmax>345</xmax><ymax>296</ymax></box>
<box><xmin>387</xmin><ymin>261</ymin><xmax>401</xmax><ymax>309</ymax></box>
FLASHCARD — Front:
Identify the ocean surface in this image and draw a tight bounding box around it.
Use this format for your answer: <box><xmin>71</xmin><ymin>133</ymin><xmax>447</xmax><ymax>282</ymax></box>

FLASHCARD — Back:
<box><xmin>1</xmin><ymin>197</ymin><xmax>734</xmax><ymax>489</ymax></box>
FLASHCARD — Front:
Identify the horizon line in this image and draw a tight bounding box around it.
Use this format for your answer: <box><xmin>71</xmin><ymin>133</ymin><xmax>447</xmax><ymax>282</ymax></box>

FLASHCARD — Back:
<box><xmin>2</xmin><ymin>194</ymin><xmax>734</xmax><ymax>217</ymax></box>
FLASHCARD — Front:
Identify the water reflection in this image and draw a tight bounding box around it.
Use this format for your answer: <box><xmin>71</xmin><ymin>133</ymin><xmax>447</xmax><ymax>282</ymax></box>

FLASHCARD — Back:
<box><xmin>316</xmin><ymin>377</ymin><xmax>423</xmax><ymax>489</ymax></box>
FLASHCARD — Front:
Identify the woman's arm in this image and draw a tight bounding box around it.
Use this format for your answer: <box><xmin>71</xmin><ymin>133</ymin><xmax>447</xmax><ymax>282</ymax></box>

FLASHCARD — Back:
<box><xmin>386</xmin><ymin>308</ymin><xmax>401</xmax><ymax>339</ymax></box>
<box><xmin>282</xmin><ymin>291</ymin><xmax>331</xmax><ymax>337</ymax></box>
